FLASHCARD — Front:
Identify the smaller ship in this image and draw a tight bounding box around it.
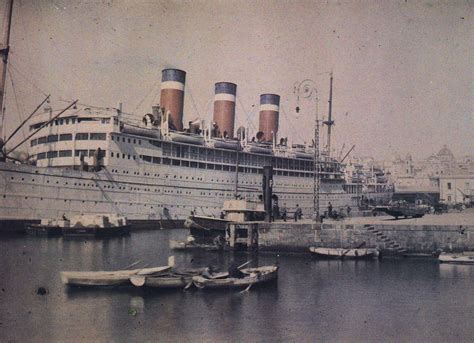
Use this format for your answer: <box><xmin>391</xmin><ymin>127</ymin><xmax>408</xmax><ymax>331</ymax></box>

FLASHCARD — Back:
<box><xmin>184</xmin><ymin>198</ymin><xmax>265</xmax><ymax>243</ymax></box>
<box><xmin>27</xmin><ymin>214</ymin><xmax>131</xmax><ymax>237</ymax></box>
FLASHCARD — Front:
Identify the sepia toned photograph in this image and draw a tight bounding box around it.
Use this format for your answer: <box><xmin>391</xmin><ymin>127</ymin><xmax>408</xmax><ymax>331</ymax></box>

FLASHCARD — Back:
<box><xmin>0</xmin><ymin>0</ymin><xmax>472</xmax><ymax>342</ymax></box>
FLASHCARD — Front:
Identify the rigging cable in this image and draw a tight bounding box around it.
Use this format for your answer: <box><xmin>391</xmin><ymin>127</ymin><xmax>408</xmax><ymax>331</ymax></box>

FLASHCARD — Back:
<box><xmin>236</xmin><ymin>95</ymin><xmax>257</xmax><ymax>133</ymax></box>
<box><xmin>279</xmin><ymin>104</ymin><xmax>299</xmax><ymax>143</ymax></box>
<box><xmin>185</xmin><ymin>84</ymin><xmax>202</xmax><ymax>120</ymax></box>
<box><xmin>7</xmin><ymin>66</ymin><xmax>28</xmax><ymax>147</ymax></box>
<box><xmin>132</xmin><ymin>76</ymin><xmax>161</xmax><ymax>115</ymax></box>
<box><xmin>9</xmin><ymin>60</ymin><xmax>57</xmax><ymax>97</ymax></box>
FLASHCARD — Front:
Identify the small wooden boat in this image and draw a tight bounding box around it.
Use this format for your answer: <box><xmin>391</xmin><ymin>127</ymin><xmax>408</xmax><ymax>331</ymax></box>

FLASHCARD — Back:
<box><xmin>60</xmin><ymin>266</ymin><xmax>172</xmax><ymax>287</ymax></box>
<box><xmin>130</xmin><ymin>268</ymin><xmax>206</xmax><ymax>288</ymax></box>
<box><xmin>61</xmin><ymin>257</ymin><xmax>175</xmax><ymax>287</ymax></box>
<box><xmin>192</xmin><ymin>265</ymin><xmax>278</xmax><ymax>289</ymax></box>
<box><xmin>438</xmin><ymin>252</ymin><xmax>474</xmax><ymax>265</ymax></box>
<box><xmin>169</xmin><ymin>239</ymin><xmax>221</xmax><ymax>251</ymax></box>
<box><xmin>309</xmin><ymin>247</ymin><xmax>380</xmax><ymax>260</ymax></box>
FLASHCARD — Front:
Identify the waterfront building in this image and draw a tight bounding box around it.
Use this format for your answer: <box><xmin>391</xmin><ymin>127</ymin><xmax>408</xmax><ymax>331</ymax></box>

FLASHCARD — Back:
<box><xmin>439</xmin><ymin>175</ymin><xmax>473</xmax><ymax>205</ymax></box>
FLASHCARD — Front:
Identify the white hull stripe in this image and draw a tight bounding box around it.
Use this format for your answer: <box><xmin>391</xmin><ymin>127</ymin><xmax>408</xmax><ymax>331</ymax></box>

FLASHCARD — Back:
<box><xmin>260</xmin><ymin>104</ymin><xmax>279</xmax><ymax>112</ymax></box>
<box><xmin>161</xmin><ymin>81</ymin><xmax>185</xmax><ymax>91</ymax></box>
<box><xmin>214</xmin><ymin>93</ymin><xmax>236</xmax><ymax>102</ymax></box>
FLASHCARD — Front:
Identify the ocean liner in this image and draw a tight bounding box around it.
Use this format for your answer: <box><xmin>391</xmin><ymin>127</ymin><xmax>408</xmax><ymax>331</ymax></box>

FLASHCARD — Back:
<box><xmin>0</xmin><ymin>1</ymin><xmax>391</xmax><ymax>231</ymax></box>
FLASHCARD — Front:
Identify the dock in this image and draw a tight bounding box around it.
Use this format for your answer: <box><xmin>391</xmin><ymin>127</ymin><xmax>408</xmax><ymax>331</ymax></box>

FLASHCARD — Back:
<box><xmin>228</xmin><ymin>210</ymin><xmax>474</xmax><ymax>254</ymax></box>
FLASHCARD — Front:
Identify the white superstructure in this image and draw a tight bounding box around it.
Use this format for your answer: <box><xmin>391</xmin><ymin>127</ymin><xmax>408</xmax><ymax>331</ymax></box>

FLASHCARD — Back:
<box><xmin>0</xmin><ymin>104</ymin><xmax>392</xmax><ymax>228</ymax></box>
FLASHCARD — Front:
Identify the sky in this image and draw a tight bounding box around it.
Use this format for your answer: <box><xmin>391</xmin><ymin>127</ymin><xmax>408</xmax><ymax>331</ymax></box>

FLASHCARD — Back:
<box><xmin>1</xmin><ymin>0</ymin><xmax>472</xmax><ymax>160</ymax></box>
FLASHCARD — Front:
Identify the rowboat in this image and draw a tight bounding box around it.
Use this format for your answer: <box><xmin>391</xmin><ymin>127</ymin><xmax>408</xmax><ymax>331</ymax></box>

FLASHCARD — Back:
<box><xmin>192</xmin><ymin>265</ymin><xmax>278</xmax><ymax>289</ymax></box>
<box><xmin>61</xmin><ymin>257</ymin><xmax>175</xmax><ymax>286</ymax></box>
<box><xmin>130</xmin><ymin>268</ymin><xmax>206</xmax><ymax>288</ymax></box>
<box><xmin>438</xmin><ymin>252</ymin><xmax>474</xmax><ymax>265</ymax></box>
<box><xmin>309</xmin><ymin>247</ymin><xmax>380</xmax><ymax>260</ymax></box>
<box><xmin>169</xmin><ymin>239</ymin><xmax>221</xmax><ymax>251</ymax></box>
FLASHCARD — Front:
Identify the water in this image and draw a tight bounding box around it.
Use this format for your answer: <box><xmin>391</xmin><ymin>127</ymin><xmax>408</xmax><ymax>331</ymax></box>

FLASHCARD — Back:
<box><xmin>1</xmin><ymin>230</ymin><xmax>473</xmax><ymax>342</ymax></box>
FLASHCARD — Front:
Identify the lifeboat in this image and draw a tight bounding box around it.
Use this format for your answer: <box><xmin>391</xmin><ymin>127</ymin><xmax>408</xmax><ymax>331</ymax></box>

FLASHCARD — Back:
<box><xmin>244</xmin><ymin>142</ymin><xmax>273</xmax><ymax>154</ymax></box>
<box><xmin>294</xmin><ymin>151</ymin><xmax>313</xmax><ymax>160</ymax></box>
<box><xmin>168</xmin><ymin>131</ymin><xmax>204</xmax><ymax>145</ymax></box>
<box><xmin>206</xmin><ymin>138</ymin><xmax>241</xmax><ymax>151</ymax></box>
<box><xmin>121</xmin><ymin>123</ymin><xmax>161</xmax><ymax>138</ymax></box>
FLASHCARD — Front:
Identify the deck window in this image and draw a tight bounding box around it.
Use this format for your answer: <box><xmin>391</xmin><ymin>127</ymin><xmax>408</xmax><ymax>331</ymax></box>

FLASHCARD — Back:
<box><xmin>152</xmin><ymin>157</ymin><xmax>161</xmax><ymax>164</ymax></box>
<box><xmin>58</xmin><ymin>150</ymin><xmax>72</xmax><ymax>157</ymax></box>
<box><xmin>75</xmin><ymin>149</ymin><xmax>88</xmax><ymax>157</ymax></box>
<box><xmin>47</xmin><ymin>151</ymin><xmax>58</xmax><ymax>158</ymax></box>
<box><xmin>75</xmin><ymin>133</ymin><xmax>89</xmax><ymax>140</ymax></box>
<box><xmin>90</xmin><ymin>133</ymin><xmax>106</xmax><ymax>140</ymax></box>
<box><xmin>59</xmin><ymin>133</ymin><xmax>73</xmax><ymax>141</ymax></box>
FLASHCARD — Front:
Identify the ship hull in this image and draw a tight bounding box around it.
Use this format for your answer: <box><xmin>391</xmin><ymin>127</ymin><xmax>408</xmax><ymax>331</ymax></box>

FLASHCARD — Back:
<box><xmin>0</xmin><ymin>161</ymin><xmax>392</xmax><ymax>232</ymax></box>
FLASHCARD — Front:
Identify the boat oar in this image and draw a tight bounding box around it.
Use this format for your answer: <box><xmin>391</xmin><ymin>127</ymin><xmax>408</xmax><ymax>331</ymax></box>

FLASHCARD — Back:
<box><xmin>124</xmin><ymin>260</ymin><xmax>142</xmax><ymax>270</ymax></box>
<box><xmin>183</xmin><ymin>281</ymin><xmax>194</xmax><ymax>291</ymax></box>
<box><xmin>239</xmin><ymin>283</ymin><xmax>252</xmax><ymax>295</ymax></box>
<box><xmin>237</xmin><ymin>260</ymin><xmax>253</xmax><ymax>270</ymax></box>
<box><xmin>340</xmin><ymin>242</ymin><xmax>366</xmax><ymax>260</ymax></box>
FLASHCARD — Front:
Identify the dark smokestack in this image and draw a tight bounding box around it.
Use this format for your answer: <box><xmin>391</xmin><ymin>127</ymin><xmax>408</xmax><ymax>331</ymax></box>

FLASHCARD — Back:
<box><xmin>213</xmin><ymin>82</ymin><xmax>237</xmax><ymax>139</ymax></box>
<box><xmin>259</xmin><ymin>94</ymin><xmax>280</xmax><ymax>142</ymax></box>
<box><xmin>160</xmin><ymin>69</ymin><xmax>186</xmax><ymax>131</ymax></box>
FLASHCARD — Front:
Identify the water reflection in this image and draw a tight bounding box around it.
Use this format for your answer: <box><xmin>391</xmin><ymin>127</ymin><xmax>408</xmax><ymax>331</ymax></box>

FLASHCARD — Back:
<box><xmin>1</xmin><ymin>230</ymin><xmax>474</xmax><ymax>342</ymax></box>
<box><xmin>439</xmin><ymin>263</ymin><xmax>474</xmax><ymax>279</ymax></box>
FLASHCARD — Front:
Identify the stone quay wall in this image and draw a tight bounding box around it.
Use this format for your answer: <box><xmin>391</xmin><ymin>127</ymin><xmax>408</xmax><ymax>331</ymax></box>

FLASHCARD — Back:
<box><xmin>257</xmin><ymin>220</ymin><xmax>474</xmax><ymax>254</ymax></box>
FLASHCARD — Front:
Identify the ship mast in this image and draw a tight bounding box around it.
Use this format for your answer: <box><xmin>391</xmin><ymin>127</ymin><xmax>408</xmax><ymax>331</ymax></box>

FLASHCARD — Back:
<box><xmin>323</xmin><ymin>72</ymin><xmax>334</xmax><ymax>158</ymax></box>
<box><xmin>0</xmin><ymin>0</ymin><xmax>13</xmax><ymax>141</ymax></box>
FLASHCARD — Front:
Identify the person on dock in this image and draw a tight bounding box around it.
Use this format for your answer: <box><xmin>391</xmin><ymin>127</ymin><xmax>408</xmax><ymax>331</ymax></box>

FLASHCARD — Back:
<box><xmin>294</xmin><ymin>204</ymin><xmax>302</xmax><ymax>222</ymax></box>
<box><xmin>328</xmin><ymin>202</ymin><xmax>333</xmax><ymax>218</ymax></box>
<box><xmin>281</xmin><ymin>207</ymin><xmax>287</xmax><ymax>222</ymax></box>
<box><xmin>272</xmin><ymin>203</ymin><xmax>280</xmax><ymax>221</ymax></box>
